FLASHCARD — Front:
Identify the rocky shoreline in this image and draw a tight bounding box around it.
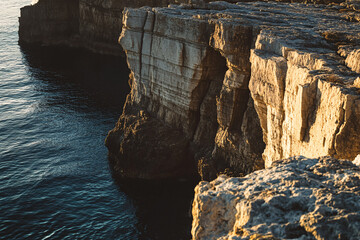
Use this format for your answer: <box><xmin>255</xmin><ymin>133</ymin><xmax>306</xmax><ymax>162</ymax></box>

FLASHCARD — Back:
<box><xmin>19</xmin><ymin>0</ymin><xmax>360</xmax><ymax>239</ymax></box>
<box><xmin>106</xmin><ymin>1</ymin><xmax>360</xmax><ymax>238</ymax></box>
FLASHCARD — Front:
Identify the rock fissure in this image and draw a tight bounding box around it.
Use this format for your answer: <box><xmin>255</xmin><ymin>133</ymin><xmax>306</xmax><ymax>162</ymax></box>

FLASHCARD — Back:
<box><xmin>138</xmin><ymin>11</ymin><xmax>149</xmax><ymax>89</ymax></box>
<box><xmin>331</xmin><ymin>101</ymin><xmax>346</xmax><ymax>156</ymax></box>
<box><xmin>191</xmin><ymin>48</ymin><xmax>227</xmax><ymax>144</ymax></box>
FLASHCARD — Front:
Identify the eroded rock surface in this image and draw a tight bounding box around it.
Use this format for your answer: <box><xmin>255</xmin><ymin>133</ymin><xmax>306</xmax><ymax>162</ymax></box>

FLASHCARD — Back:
<box><xmin>108</xmin><ymin>1</ymin><xmax>360</xmax><ymax>179</ymax></box>
<box><xmin>192</xmin><ymin>156</ymin><xmax>360</xmax><ymax>240</ymax></box>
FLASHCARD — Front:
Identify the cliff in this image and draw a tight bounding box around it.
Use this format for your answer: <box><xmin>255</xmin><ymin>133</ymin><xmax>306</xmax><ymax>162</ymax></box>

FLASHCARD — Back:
<box><xmin>192</xmin><ymin>156</ymin><xmax>360</xmax><ymax>239</ymax></box>
<box><xmin>19</xmin><ymin>0</ymin><xmax>355</xmax><ymax>55</ymax></box>
<box><xmin>19</xmin><ymin>0</ymin><xmax>190</xmax><ymax>55</ymax></box>
<box><xmin>106</xmin><ymin>1</ymin><xmax>360</xmax><ymax>180</ymax></box>
<box><xmin>19</xmin><ymin>1</ymin><xmax>360</xmax><ymax>238</ymax></box>
<box><xmin>19</xmin><ymin>0</ymin><xmax>79</xmax><ymax>45</ymax></box>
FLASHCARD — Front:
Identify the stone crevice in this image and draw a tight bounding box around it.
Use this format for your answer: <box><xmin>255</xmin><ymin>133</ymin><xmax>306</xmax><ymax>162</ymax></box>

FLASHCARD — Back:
<box><xmin>330</xmin><ymin>101</ymin><xmax>346</xmax><ymax>156</ymax></box>
<box><xmin>191</xmin><ymin>49</ymin><xmax>227</xmax><ymax>145</ymax></box>
<box><xmin>301</xmin><ymin>79</ymin><xmax>319</xmax><ymax>143</ymax></box>
<box><xmin>138</xmin><ymin>11</ymin><xmax>149</xmax><ymax>90</ymax></box>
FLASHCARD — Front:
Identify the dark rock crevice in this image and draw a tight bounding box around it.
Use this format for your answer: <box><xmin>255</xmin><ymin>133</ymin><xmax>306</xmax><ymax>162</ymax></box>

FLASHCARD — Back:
<box><xmin>138</xmin><ymin>11</ymin><xmax>149</xmax><ymax>87</ymax></box>
<box><xmin>198</xmin><ymin>23</ymin><xmax>265</xmax><ymax>180</ymax></box>
<box><xmin>191</xmin><ymin>49</ymin><xmax>227</xmax><ymax>146</ymax></box>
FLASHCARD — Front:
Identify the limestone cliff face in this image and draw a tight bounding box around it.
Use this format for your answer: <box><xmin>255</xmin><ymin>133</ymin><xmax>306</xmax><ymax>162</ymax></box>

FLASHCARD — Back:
<box><xmin>106</xmin><ymin>1</ymin><xmax>360</xmax><ymax>180</ymax></box>
<box><xmin>19</xmin><ymin>0</ymin><xmax>189</xmax><ymax>55</ymax></box>
<box><xmin>248</xmin><ymin>14</ymin><xmax>360</xmax><ymax>168</ymax></box>
<box><xmin>105</xmin><ymin>4</ymin><xmax>266</xmax><ymax>179</ymax></box>
<box><xmin>192</xmin><ymin>156</ymin><xmax>360</xmax><ymax>239</ymax></box>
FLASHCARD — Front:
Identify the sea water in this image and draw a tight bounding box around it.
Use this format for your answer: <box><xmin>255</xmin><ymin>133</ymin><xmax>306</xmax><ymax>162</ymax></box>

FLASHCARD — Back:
<box><xmin>0</xmin><ymin>1</ymin><xmax>193</xmax><ymax>239</ymax></box>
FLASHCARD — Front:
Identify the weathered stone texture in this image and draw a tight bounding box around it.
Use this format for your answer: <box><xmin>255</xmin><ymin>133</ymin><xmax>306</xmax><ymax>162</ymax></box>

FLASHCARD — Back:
<box><xmin>108</xmin><ymin>1</ymin><xmax>360</xmax><ymax>179</ymax></box>
<box><xmin>107</xmin><ymin>6</ymin><xmax>233</xmax><ymax>178</ymax></box>
<box><xmin>248</xmin><ymin>11</ymin><xmax>360</xmax><ymax>167</ymax></box>
<box><xmin>192</xmin><ymin>156</ymin><xmax>360</xmax><ymax>240</ymax></box>
<box><xmin>109</xmin><ymin>2</ymin><xmax>269</xmax><ymax>179</ymax></box>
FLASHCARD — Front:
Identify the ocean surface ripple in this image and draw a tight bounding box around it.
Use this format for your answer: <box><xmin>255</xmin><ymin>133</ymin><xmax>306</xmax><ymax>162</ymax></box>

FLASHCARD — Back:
<box><xmin>0</xmin><ymin>1</ymin><xmax>193</xmax><ymax>239</ymax></box>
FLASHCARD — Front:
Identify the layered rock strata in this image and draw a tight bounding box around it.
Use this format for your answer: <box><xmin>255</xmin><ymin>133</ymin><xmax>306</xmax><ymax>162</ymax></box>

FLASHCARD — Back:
<box><xmin>106</xmin><ymin>1</ymin><xmax>360</xmax><ymax>180</ymax></box>
<box><xmin>192</xmin><ymin>156</ymin><xmax>360</xmax><ymax>239</ymax></box>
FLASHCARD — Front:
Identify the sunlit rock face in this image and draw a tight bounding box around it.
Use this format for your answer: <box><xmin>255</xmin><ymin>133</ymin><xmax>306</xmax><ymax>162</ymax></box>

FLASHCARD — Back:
<box><xmin>249</xmin><ymin>33</ymin><xmax>360</xmax><ymax>168</ymax></box>
<box><xmin>192</xmin><ymin>156</ymin><xmax>360</xmax><ymax>239</ymax></box>
<box><xmin>106</xmin><ymin>3</ymin><xmax>265</xmax><ymax>180</ymax></box>
<box><xmin>107</xmin><ymin>1</ymin><xmax>360</xmax><ymax>180</ymax></box>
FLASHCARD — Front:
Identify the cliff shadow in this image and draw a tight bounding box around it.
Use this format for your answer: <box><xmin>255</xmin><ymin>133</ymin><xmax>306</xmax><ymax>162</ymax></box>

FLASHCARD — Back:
<box><xmin>19</xmin><ymin>44</ymin><xmax>130</xmax><ymax>113</ymax></box>
<box><xmin>111</xmin><ymin>174</ymin><xmax>198</xmax><ymax>240</ymax></box>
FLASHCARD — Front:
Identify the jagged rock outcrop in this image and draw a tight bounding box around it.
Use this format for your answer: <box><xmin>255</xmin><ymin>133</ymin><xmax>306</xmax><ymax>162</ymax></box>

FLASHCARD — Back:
<box><xmin>106</xmin><ymin>1</ymin><xmax>360</xmax><ymax>180</ymax></box>
<box><xmin>192</xmin><ymin>156</ymin><xmax>360</xmax><ymax>239</ymax></box>
<box><xmin>246</xmin><ymin>4</ymin><xmax>360</xmax><ymax>167</ymax></box>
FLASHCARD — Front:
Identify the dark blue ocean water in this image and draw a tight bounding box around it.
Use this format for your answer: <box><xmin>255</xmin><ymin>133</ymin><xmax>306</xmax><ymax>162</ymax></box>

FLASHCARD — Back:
<box><xmin>0</xmin><ymin>1</ymin><xmax>193</xmax><ymax>239</ymax></box>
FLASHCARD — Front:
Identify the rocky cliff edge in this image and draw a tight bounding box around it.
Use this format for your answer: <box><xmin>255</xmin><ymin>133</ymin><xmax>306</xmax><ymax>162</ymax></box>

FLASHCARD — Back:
<box><xmin>106</xmin><ymin>1</ymin><xmax>360</xmax><ymax>180</ymax></box>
